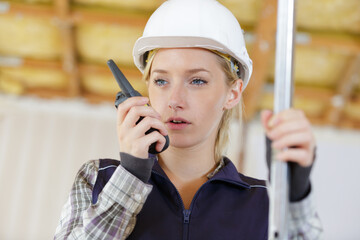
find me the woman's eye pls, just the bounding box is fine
[154,79,168,86]
[191,78,207,85]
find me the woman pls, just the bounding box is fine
[55,0,322,239]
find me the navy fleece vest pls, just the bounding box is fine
[93,158,269,240]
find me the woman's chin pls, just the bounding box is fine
[167,135,209,150]
[167,136,196,149]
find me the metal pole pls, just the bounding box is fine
[268,0,296,239]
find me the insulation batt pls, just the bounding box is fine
[0,15,61,59]
[267,46,352,88]
[81,70,147,97]
[345,100,360,121]
[220,0,360,33]
[0,67,68,93]
[76,22,143,66]
[260,93,326,118]
[219,0,262,25]
[74,0,163,11]
[3,0,360,33]
[0,75,24,95]
[297,0,360,33]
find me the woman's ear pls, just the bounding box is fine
[224,79,243,110]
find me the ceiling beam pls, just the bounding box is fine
[243,0,277,120]
[325,54,360,125]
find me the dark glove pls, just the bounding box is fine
[265,137,314,202]
[120,152,155,183]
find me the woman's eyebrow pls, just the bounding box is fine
[152,68,212,76]
[186,68,211,75]
[151,68,211,74]
[152,69,168,74]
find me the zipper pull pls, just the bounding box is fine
[183,209,191,224]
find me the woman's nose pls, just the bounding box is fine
[168,84,186,110]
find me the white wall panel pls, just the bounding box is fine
[0,95,118,240]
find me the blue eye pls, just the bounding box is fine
[191,78,207,85]
[154,79,168,86]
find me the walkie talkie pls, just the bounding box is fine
[107,59,170,154]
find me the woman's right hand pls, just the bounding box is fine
[116,97,168,159]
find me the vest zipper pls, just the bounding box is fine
[183,209,191,223]
[152,171,216,240]
[183,209,191,240]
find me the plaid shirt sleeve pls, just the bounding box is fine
[288,191,323,240]
[54,159,153,240]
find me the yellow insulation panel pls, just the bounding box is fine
[76,22,144,66]
[4,0,360,33]
[267,46,352,88]
[259,93,327,118]
[0,14,61,59]
[7,0,52,3]
[74,0,164,11]
[344,99,360,121]
[6,0,162,9]
[221,0,360,33]
[0,67,68,93]
[219,0,263,25]
[81,72,147,97]
[0,76,24,95]
[297,0,360,33]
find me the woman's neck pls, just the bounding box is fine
[158,143,217,182]
[158,144,218,209]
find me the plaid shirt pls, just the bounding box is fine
[54,159,323,239]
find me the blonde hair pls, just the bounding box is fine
[142,49,243,163]
[213,53,243,162]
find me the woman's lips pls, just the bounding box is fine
[166,117,191,130]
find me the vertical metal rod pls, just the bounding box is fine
[268,0,296,239]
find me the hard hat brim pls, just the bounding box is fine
[133,36,252,89]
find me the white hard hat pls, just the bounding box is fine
[133,0,253,89]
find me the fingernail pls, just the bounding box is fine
[268,116,277,128]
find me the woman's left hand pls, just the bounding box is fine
[261,109,316,167]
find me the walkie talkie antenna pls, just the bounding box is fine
[107,59,141,97]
